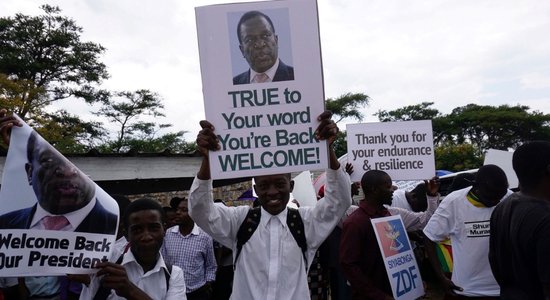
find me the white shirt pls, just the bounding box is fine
[31,197,97,230]
[345,194,438,231]
[188,166,351,300]
[386,193,438,231]
[79,250,187,300]
[423,187,512,297]
[391,189,413,211]
[250,58,280,83]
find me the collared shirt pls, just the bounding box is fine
[340,194,439,299]
[30,197,97,230]
[188,165,351,300]
[250,58,280,83]
[161,224,217,292]
[340,200,393,299]
[79,250,187,300]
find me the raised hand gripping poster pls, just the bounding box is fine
[0,116,119,276]
[346,120,435,182]
[196,0,327,179]
[371,215,424,300]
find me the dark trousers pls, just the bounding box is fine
[212,266,233,300]
[186,284,212,300]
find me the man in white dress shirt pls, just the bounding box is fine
[80,198,187,300]
[189,111,351,300]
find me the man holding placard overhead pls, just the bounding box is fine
[188,111,351,300]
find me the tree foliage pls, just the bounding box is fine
[326,92,370,123]
[376,102,550,171]
[435,143,483,171]
[0,5,109,120]
[326,92,370,157]
[0,6,195,154]
[441,104,550,151]
[95,90,192,153]
[33,110,105,153]
[375,102,440,122]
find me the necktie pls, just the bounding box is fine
[253,73,269,83]
[42,215,70,230]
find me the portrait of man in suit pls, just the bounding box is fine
[0,131,117,234]
[233,10,294,85]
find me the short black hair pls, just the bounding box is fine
[237,10,276,44]
[448,172,476,193]
[123,198,165,232]
[360,170,389,195]
[513,141,550,190]
[474,164,508,190]
[170,197,186,209]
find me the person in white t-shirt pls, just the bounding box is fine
[423,164,511,298]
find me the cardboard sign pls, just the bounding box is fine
[196,0,327,179]
[346,120,435,181]
[484,149,518,189]
[0,117,119,276]
[371,215,424,300]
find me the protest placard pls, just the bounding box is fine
[346,120,435,181]
[0,117,118,276]
[371,215,424,300]
[196,0,326,179]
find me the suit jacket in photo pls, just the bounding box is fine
[0,199,118,234]
[233,59,294,85]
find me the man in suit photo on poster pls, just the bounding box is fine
[0,127,117,234]
[233,10,294,85]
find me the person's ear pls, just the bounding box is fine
[25,162,32,185]
[275,34,278,44]
[289,179,295,193]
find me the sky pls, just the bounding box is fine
[2,0,550,141]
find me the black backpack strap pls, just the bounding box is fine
[93,254,125,300]
[287,207,308,271]
[234,207,261,269]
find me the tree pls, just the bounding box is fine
[325,92,370,157]
[326,92,370,123]
[443,104,550,151]
[33,110,105,153]
[375,101,441,122]
[95,89,193,153]
[0,5,109,121]
[375,102,448,144]
[435,143,483,171]
[95,90,165,153]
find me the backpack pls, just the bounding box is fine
[234,207,308,270]
[92,252,172,300]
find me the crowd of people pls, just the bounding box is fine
[1,105,549,300]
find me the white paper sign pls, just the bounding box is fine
[0,118,119,276]
[290,171,317,207]
[484,149,518,189]
[371,215,424,300]
[196,0,327,179]
[346,121,435,181]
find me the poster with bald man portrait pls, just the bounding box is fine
[0,116,119,276]
[196,0,327,180]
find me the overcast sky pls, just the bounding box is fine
[2,0,550,141]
